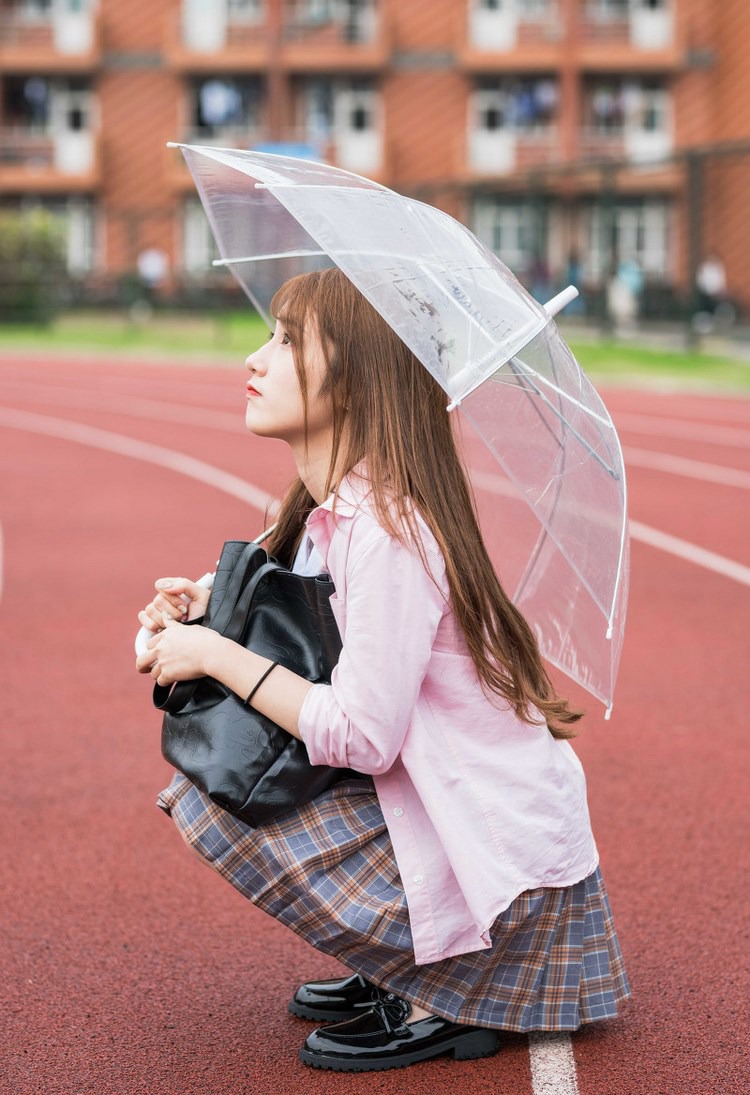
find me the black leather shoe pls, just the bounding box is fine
[288,973,381,1022]
[299,993,501,1071]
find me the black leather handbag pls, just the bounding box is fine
[153,539,349,828]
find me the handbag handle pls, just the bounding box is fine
[224,560,281,643]
[204,541,264,634]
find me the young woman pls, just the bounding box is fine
[136,268,630,1072]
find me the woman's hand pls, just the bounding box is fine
[135,616,227,685]
[137,577,211,636]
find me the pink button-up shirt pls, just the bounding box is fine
[298,474,599,966]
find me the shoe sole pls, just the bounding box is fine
[288,1000,360,1022]
[299,1030,501,1071]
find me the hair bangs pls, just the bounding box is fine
[270,273,319,337]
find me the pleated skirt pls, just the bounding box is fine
[158,772,630,1032]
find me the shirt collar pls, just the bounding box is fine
[305,466,373,551]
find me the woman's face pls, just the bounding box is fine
[244,313,333,446]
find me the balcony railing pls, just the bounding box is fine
[0,6,100,59]
[468,128,560,175]
[467,3,562,52]
[579,126,673,163]
[0,127,99,182]
[166,1,387,66]
[179,125,267,149]
[283,3,379,46]
[580,5,674,50]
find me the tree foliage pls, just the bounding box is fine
[0,209,71,323]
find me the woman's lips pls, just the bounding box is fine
[246,383,260,397]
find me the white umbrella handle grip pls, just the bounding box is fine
[543,286,579,317]
[134,571,215,657]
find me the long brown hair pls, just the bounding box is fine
[264,268,582,738]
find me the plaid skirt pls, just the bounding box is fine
[158,773,630,1032]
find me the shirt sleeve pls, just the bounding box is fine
[298,527,447,775]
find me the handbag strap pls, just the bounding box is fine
[224,559,282,643]
[205,541,265,634]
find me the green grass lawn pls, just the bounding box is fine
[0,309,268,361]
[1,309,749,390]
[568,338,750,390]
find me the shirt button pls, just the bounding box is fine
[413,874,424,885]
[393,807,404,817]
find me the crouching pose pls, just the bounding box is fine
[136,268,629,1073]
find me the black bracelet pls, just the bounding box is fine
[245,662,279,706]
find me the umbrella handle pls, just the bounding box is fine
[446,286,580,411]
[543,286,579,317]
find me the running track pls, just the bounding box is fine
[1,353,748,1095]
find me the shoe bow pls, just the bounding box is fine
[370,993,411,1034]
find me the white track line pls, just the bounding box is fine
[2,408,748,590]
[4,385,750,492]
[614,412,750,448]
[623,446,750,489]
[0,383,242,432]
[529,1033,580,1095]
[472,468,750,588]
[605,396,750,425]
[629,520,750,586]
[0,408,274,513]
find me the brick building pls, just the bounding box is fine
[1,0,749,313]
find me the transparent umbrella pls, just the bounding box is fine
[170,142,629,716]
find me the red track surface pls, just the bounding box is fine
[1,354,748,1095]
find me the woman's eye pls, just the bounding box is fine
[280,331,291,346]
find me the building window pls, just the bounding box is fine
[475,78,558,134]
[190,77,260,138]
[5,76,51,131]
[518,0,552,15]
[473,200,541,275]
[19,0,53,20]
[302,77,377,136]
[181,199,220,274]
[586,0,629,19]
[586,200,671,281]
[4,76,93,132]
[587,81,626,134]
[474,0,553,12]
[625,81,669,132]
[228,0,264,21]
[294,0,336,23]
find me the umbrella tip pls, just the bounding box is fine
[604,704,613,721]
[543,286,579,318]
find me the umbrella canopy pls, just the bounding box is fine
[171,142,629,715]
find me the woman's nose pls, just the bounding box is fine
[246,346,268,374]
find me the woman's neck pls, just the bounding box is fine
[291,432,337,504]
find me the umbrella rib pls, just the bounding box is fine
[213,249,330,265]
[504,355,630,636]
[505,358,620,480]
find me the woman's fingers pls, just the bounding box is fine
[135,649,157,674]
[137,576,209,643]
[137,610,160,632]
[138,593,187,629]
